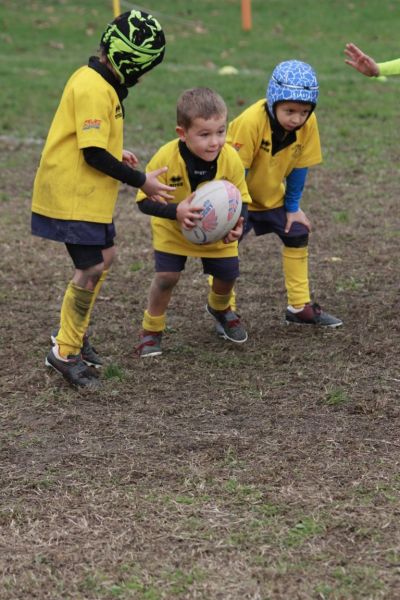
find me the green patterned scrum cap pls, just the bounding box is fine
[101,9,165,87]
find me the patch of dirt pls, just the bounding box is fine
[1,144,400,599]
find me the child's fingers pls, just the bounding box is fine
[151,166,168,176]
[158,190,175,199]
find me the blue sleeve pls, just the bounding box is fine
[284,167,308,212]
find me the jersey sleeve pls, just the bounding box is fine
[227,111,260,170]
[294,114,322,169]
[74,84,113,150]
[227,147,252,205]
[378,58,400,76]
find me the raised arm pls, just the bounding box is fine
[344,43,379,77]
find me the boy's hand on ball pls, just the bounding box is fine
[177,193,202,229]
[223,216,244,243]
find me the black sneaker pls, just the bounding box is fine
[285,303,343,328]
[206,304,248,343]
[51,330,103,368]
[45,346,100,388]
[136,332,163,357]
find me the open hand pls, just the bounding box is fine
[344,43,379,77]
[141,167,175,203]
[285,209,311,234]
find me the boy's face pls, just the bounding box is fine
[176,114,227,162]
[274,101,313,132]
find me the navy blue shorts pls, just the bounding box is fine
[245,206,309,247]
[31,213,116,269]
[31,213,116,245]
[154,250,239,281]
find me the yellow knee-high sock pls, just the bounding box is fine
[81,269,108,334]
[56,282,94,357]
[207,275,237,311]
[208,290,231,311]
[142,310,166,333]
[282,246,310,308]
[89,269,108,313]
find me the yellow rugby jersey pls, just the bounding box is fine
[136,139,251,258]
[32,65,124,223]
[227,99,322,211]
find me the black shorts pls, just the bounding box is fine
[66,240,114,269]
[246,206,309,247]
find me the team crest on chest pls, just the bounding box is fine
[170,175,183,187]
[292,144,303,158]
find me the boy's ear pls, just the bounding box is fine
[176,125,186,141]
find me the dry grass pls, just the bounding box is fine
[1,140,400,599]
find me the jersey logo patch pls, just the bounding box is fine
[83,119,101,130]
[292,144,303,158]
[115,105,123,119]
[170,175,183,187]
[232,142,243,151]
[260,139,271,152]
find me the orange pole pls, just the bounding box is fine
[241,0,252,31]
[112,0,121,18]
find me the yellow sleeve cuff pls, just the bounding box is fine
[378,59,400,77]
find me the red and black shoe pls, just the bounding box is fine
[285,303,343,328]
[45,345,100,388]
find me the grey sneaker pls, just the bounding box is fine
[136,332,163,357]
[45,346,99,388]
[285,303,343,328]
[51,330,103,368]
[206,304,248,343]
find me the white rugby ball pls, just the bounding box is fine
[181,179,242,244]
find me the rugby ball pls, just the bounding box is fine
[181,180,242,244]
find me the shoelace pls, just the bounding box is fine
[221,310,242,329]
[310,302,322,315]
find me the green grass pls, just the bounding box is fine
[2,0,400,165]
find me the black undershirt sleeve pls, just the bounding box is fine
[137,198,178,219]
[138,198,248,223]
[83,146,146,188]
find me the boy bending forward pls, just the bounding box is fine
[227,60,342,327]
[136,87,251,356]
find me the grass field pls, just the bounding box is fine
[1,1,400,598]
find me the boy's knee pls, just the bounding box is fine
[155,272,180,291]
[74,261,105,289]
[88,262,105,280]
[283,234,309,248]
[103,246,116,269]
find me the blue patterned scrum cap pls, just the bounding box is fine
[101,10,165,87]
[266,60,319,116]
